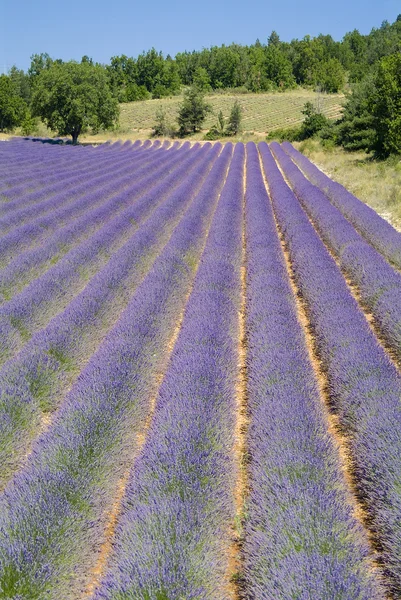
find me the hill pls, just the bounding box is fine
[112,89,344,140]
[0,89,344,143]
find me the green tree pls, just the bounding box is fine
[175,50,200,86]
[193,67,211,92]
[247,45,269,91]
[106,55,139,101]
[0,75,28,132]
[152,108,174,137]
[31,61,119,143]
[177,86,211,135]
[9,66,31,103]
[371,52,401,156]
[125,83,150,102]
[152,59,181,98]
[299,101,330,139]
[205,110,226,140]
[268,30,281,47]
[336,76,376,151]
[208,45,240,88]
[291,36,320,85]
[314,58,345,93]
[136,48,165,92]
[28,53,54,79]
[160,58,181,94]
[265,45,296,89]
[226,100,242,135]
[81,55,93,65]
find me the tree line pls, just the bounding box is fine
[0,14,400,151]
[97,16,401,99]
[270,37,401,158]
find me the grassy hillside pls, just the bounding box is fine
[117,89,344,137]
[0,89,343,144]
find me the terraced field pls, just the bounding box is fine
[119,89,344,134]
[1,137,401,599]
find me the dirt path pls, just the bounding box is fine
[226,151,249,599]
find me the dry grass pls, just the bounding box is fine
[2,89,343,145]
[117,89,343,135]
[295,139,401,230]
[75,89,343,144]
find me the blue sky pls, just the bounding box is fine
[2,0,400,73]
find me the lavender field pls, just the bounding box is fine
[1,137,401,599]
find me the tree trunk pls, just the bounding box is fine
[71,131,79,144]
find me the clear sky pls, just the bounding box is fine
[1,0,400,73]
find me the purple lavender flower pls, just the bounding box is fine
[0,144,233,599]
[282,141,401,269]
[261,141,401,594]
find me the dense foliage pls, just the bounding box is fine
[0,75,28,132]
[226,99,243,135]
[31,62,119,142]
[266,29,401,157]
[1,14,400,149]
[177,86,211,135]
[334,76,376,151]
[371,52,401,157]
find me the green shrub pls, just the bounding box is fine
[152,108,175,137]
[226,100,242,135]
[125,84,150,102]
[177,86,211,136]
[266,126,302,142]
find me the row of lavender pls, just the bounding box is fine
[0,143,207,365]
[91,143,392,598]
[0,143,192,304]
[0,137,400,598]
[0,139,149,195]
[0,142,168,266]
[282,141,401,269]
[0,140,229,598]
[272,142,401,362]
[95,143,245,599]
[265,142,401,594]
[0,142,218,486]
[242,143,379,598]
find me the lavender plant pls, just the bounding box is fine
[282,141,401,269]
[0,142,159,234]
[260,141,401,595]
[0,142,191,302]
[0,146,174,267]
[271,142,401,359]
[0,145,210,365]
[95,144,244,600]
[0,143,221,486]
[0,143,231,600]
[242,142,380,598]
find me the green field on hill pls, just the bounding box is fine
[0,89,345,143]
[118,89,344,136]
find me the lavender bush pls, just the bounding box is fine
[271,142,401,359]
[242,142,379,599]
[260,141,401,594]
[0,143,231,599]
[95,144,244,600]
[282,141,401,269]
[0,143,222,486]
